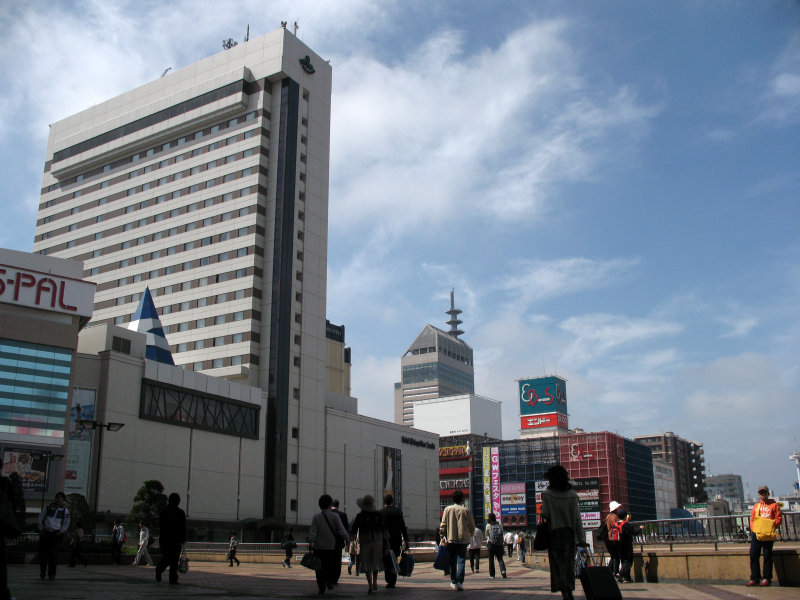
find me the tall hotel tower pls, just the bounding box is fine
[32,28,331,525]
[394,291,474,426]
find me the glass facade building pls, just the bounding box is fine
[0,338,72,438]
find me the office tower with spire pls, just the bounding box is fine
[32,28,331,526]
[394,290,474,426]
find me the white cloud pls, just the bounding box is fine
[757,33,800,125]
[499,257,640,310]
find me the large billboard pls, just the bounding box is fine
[381,446,402,509]
[519,376,567,416]
[2,449,48,492]
[521,413,569,430]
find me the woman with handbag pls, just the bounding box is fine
[309,494,349,595]
[349,495,386,593]
[540,465,585,600]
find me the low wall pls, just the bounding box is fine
[524,545,800,587]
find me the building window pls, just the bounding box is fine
[290,499,298,512]
[291,427,299,439]
[112,336,131,354]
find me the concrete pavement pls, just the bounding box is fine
[7,555,797,599]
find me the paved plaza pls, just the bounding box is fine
[6,555,797,600]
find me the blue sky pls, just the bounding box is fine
[1,1,798,498]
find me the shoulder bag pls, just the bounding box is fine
[177,544,189,573]
[301,551,322,571]
[533,519,550,551]
[751,503,777,541]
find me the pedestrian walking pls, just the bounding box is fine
[350,495,385,593]
[747,484,782,587]
[228,533,240,566]
[280,528,296,567]
[439,489,475,591]
[110,520,125,565]
[504,530,514,557]
[330,499,348,584]
[615,511,641,583]
[379,493,409,588]
[37,491,70,581]
[485,512,507,579]
[519,531,527,562]
[603,500,622,579]
[468,526,484,573]
[540,464,586,600]
[68,527,88,567]
[309,494,349,595]
[347,537,359,575]
[132,522,155,566]
[155,493,187,585]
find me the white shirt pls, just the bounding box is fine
[138,526,149,546]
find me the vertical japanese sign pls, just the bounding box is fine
[65,388,95,497]
[482,446,491,518]
[490,446,501,518]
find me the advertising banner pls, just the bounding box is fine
[573,477,600,525]
[490,447,501,518]
[439,445,469,458]
[382,446,402,509]
[65,388,95,497]
[520,413,569,430]
[2,449,48,492]
[500,482,526,516]
[519,376,567,416]
[482,446,491,518]
[0,262,95,317]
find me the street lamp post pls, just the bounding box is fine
[79,420,124,518]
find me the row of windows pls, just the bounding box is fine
[43,146,260,232]
[402,362,475,392]
[172,330,249,353]
[165,309,254,335]
[140,377,259,439]
[104,267,255,312]
[52,82,253,163]
[181,354,255,371]
[107,287,254,325]
[39,167,259,250]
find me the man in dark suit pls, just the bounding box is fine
[380,494,409,588]
[155,493,187,585]
[330,499,348,584]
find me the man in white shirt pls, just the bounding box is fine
[504,530,514,557]
[132,522,155,566]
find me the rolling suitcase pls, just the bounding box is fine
[579,565,622,600]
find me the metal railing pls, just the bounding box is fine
[628,512,799,547]
[184,540,439,555]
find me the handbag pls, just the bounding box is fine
[398,551,415,577]
[533,520,550,551]
[177,545,189,573]
[301,551,322,571]
[433,544,450,571]
[751,513,777,541]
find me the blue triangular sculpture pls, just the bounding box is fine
[127,287,175,365]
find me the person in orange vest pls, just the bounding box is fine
[747,485,782,587]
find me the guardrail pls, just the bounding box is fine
[184,540,439,554]
[627,511,799,548]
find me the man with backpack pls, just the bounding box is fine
[484,512,507,579]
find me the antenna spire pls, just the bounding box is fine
[445,289,464,338]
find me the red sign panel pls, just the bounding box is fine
[520,412,568,430]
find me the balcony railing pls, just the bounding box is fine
[624,512,799,548]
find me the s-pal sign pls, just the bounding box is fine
[519,376,567,416]
[0,264,95,317]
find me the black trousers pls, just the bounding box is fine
[111,540,122,564]
[487,543,506,577]
[468,548,481,572]
[750,537,774,582]
[604,540,620,575]
[228,548,239,566]
[314,549,339,593]
[156,542,181,583]
[39,531,62,579]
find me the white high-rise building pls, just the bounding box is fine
[32,27,331,526]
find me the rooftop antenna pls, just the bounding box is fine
[222,37,238,50]
[161,67,172,78]
[244,24,250,42]
[791,439,800,494]
[445,289,464,338]
[281,21,287,29]
[293,20,299,36]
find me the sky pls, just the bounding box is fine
[1,1,798,499]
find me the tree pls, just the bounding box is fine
[66,493,91,531]
[127,480,167,530]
